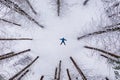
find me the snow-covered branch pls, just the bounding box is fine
[0,0,44,28]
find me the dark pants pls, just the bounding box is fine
[60,42,66,45]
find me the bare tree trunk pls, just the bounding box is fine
[0,49,30,60]
[57,60,62,80]
[54,67,58,80]
[70,57,87,80]
[101,54,120,64]
[9,56,39,80]
[57,0,60,16]
[84,46,120,58]
[0,38,32,40]
[101,54,111,59]
[66,69,71,80]
[25,0,37,15]
[0,52,14,58]
[83,0,89,5]
[77,27,120,40]
[17,70,29,80]
[40,75,44,80]
[0,18,21,26]
[0,0,44,28]
[105,77,109,80]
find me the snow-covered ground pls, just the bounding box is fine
[0,0,118,80]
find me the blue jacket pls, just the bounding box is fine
[60,38,67,42]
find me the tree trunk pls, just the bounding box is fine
[70,57,87,80]
[9,56,39,80]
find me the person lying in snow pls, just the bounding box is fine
[60,37,67,45]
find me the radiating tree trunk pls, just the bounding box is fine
[0,18,21,26]
[101,54,120,64]
[54,67,58,79]
[0,38,32,40]
[105,77,109,80]
[84,46,120,58]
[25,0,37,15]
[57,60,62,80]
[57,0,60,16]
[0,0,44,28]
[70,57,87,80]
[17,70,29,80]
[40,75,44,80]
[0,52,14,58]
[0,49,30,60]
[9,56,39,80]
[66,69,72,80]
[77,27,120,40]
[83,0,89,5]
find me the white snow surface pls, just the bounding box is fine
[0,0,115,80]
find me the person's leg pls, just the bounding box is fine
[60,42,62,45]
[63,42,66,45]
